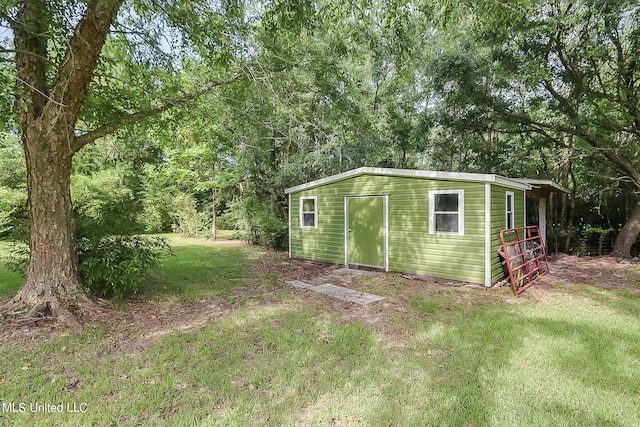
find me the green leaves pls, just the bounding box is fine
[78,235,172,299]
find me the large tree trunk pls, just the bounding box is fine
[3,0,242,327]
[2,124,89,328]
[2,0,124,327]
[612,199,640,258]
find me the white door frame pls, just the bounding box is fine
[344,195,389,271]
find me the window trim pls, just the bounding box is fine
[506,191,515,229]
[429,189,464,235]
[299,196,318,228]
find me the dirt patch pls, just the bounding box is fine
[257,255,339,282]
[0,249,335,350]
[544,254,640,289]
[2,251,639,351]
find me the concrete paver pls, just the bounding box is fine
[311,283,385,305]
[286,280,313,289]
[284,268,384,305]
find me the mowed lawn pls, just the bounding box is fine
[1,238,640,426]
[0,240,23,295]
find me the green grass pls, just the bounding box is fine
[1,241,640,426]
[0,262,22,295]
[141,242,258,301]
[0,240,23,295]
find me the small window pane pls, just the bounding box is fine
[435,213,459,232]
[435,194,458,212]
[506,193,514,228]
[302,199,315,212]
[507,212,514,228]
[302,213,315,227]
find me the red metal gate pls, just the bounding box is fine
[499,226,549,295]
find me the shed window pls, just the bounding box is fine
[300,196,317,228]
[429,190,464,235]
[506,192,515,229]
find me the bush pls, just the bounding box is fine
[231,196,288,250]
[249,207,288,250]
[580,226,615,256]
[72,171,143,238]
[170,192,209,236]
[3,242,29,276]
[0,209,12,236]
[140,194,173,233]
[6,237,172,298]
[77,235,172,299]
[0,186,28,240]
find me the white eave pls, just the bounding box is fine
[511,178,569,194]
[284,167,532,194]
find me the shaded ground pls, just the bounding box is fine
[545,253,640,289]
[1,245,639,350]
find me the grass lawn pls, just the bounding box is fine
[1,239,640,426]
[0,240,23,296]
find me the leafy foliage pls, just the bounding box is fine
[77,235,172,299]
[169,192,209,236]
[72,169,144,238]
[0,134,27,240]
[2,242,29,277]
[231,196,288,250]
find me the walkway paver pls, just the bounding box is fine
[287,280,313,289]
[285,268,384,305]
[311,283,385,305]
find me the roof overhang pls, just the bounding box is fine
[284,167,532,194]
[512,179,569,197]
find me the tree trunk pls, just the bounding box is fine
[211,187,217,241]
[560,132,573,250]
[4,0,242,328]
[3,125,88,329]
[2,0,123,327]
[612,199,640,258]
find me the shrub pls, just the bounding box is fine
[7,236,173,298]
[72,171,143,238]
[3,242,29,276]
[0,209,12,236]
[170,192,208,236]
[580,226,615,256]
[231,196,288,250]
[77,235,172,299]
[140,194,173,233]
[0,186,28,240]
[249,207,288,250]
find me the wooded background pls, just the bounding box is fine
[1,0,639,316]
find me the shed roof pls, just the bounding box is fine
[284,167,533,194]
[512,179,569,197]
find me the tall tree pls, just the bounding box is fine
[429,0,640,256]
[0,0,245,323]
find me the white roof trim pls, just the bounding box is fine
[284,167,532,194]
[511,179,569,193]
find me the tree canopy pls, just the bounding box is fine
[1,0,640,326]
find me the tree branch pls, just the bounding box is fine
[0,10,17,27]
[43,0,124,128]
[13,0,49,124]
[572,125,640,187]
[72,73,245,152]
[498,104,640,186]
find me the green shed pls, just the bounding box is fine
[285,167,560,287]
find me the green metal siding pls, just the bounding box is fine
[290,174,490,284]
[490,185,526,282]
